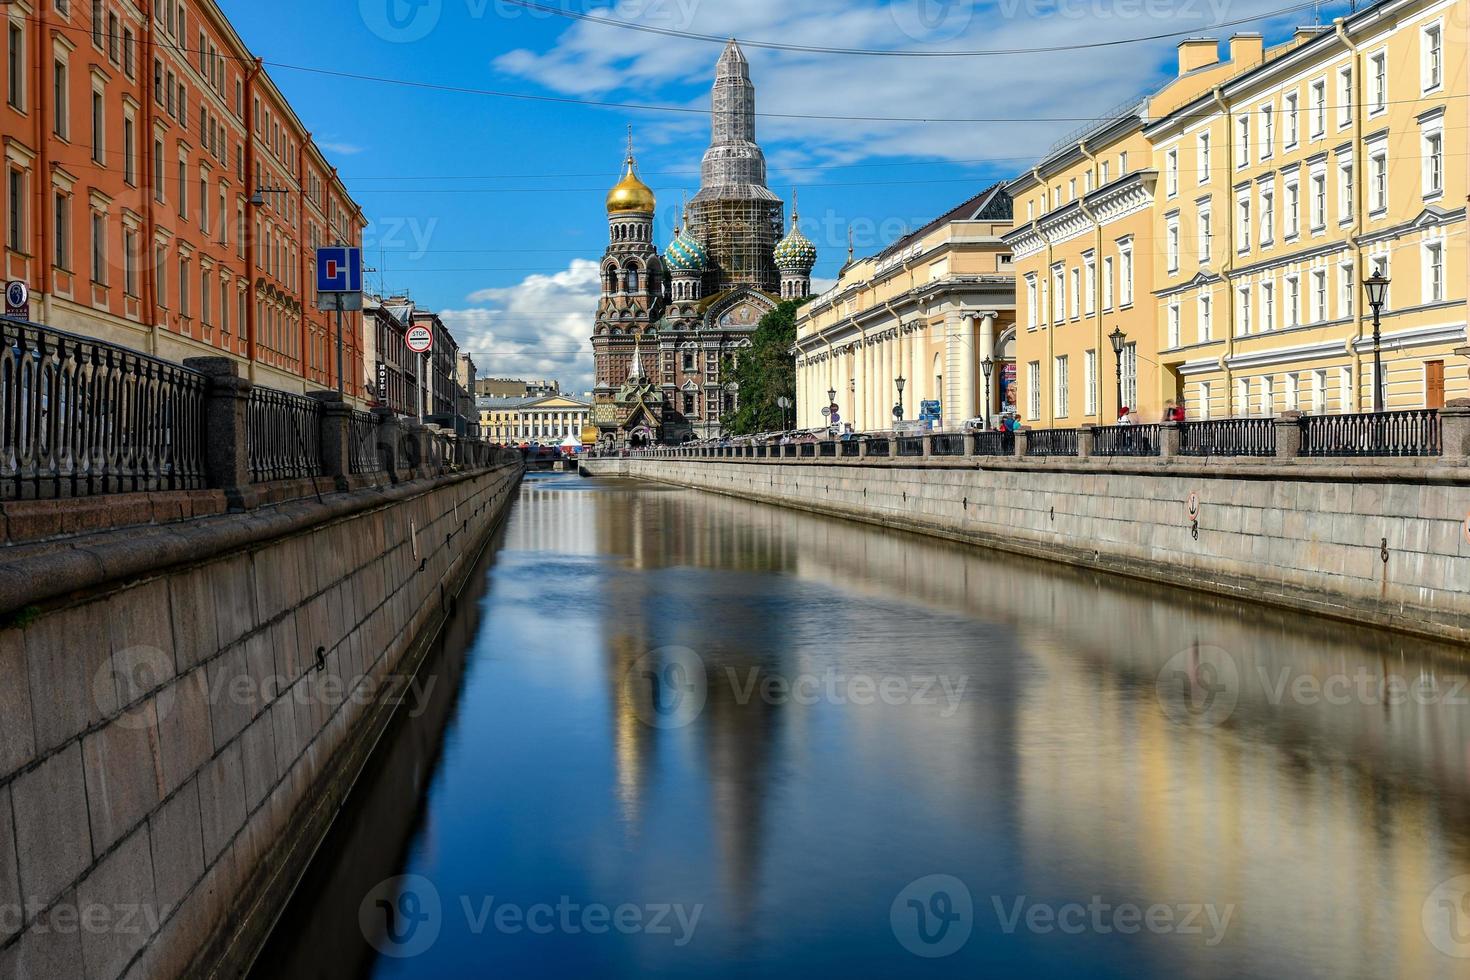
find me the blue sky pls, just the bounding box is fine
[221,0,1344,391]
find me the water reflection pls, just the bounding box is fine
[259,473,1470,979]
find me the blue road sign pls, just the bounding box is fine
[316,246,363,294]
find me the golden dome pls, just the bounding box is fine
[607,157,656,214]
[581,422,601,444]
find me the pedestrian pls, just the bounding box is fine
[1117,405,1134,426]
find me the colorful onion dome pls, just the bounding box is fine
[664,228,709,272]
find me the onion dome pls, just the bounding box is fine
[774,197,818,274]
[607,129,656,214]
[664,227,709,272]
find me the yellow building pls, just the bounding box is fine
[794,184,1016,431]
[1005,36,1260,427]
[1148,1,1465,417]
[478,393,592,445]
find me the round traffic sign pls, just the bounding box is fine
[405,325,433,354]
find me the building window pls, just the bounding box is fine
[1258,375,1275,417]
[1310,171,1326,231]
[1236,197,1250,253]
[1051,266,1064,324]
[1069,267,1080,319]
[179,256,190,316]
[1166,148,1178,196]
[1425,241,1445,303]
[1260,186,1274,245]
[1235,378,1249,417]
[1423,24,1443,91]
[1423,129,1443,198]
[1102,256,1114,311]
[122,116,135,185]
[52,61,68,139]
[1286,373,1300,412]
[53,193,69,269]
[1286,274,1301,326]
[1262,280,1275,331]
[1285,180,1300,237]
[1027,361,1041,421]
[1121,344,1137,411]
[1338,67,1352,127]
[1259,105,1273,158]
[1198,293,1212,343]
[1119,243,1133,304]
[1084,349,1098,416]
[1168,300,1181,348]
[1197,205,1211,264]
[1236,285,1251,335]
[1311,269,1327,322]
[1236,115,1249,166]
[1199,381,1212,421]
[1339,262,1353,319]
[1054,355,1069,418]
[123,228,137,296]
[1338,156,1353,222]
[91,89,104,164]
[7,22,23,110]
[1197,132,1210,183]
[90,212,105,284]
[1166,220,1179,272]
[1284,92,1299,147]
[1369,150,1387,213]
[1370,51,1387,113]
[201,271,211,326]
[1083,252,1096,316]
[7,168,24,252]
[1024,274,1037,330]
[1310,79,1326,137]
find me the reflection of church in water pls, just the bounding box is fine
[591,40,817,447]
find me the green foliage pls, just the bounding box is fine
[721,299,807,435]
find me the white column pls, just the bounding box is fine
[978,312,997,419]
[944,312,965,430]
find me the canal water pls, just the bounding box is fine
[252,472,1470,979]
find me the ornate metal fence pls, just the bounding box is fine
[866,437,890,457]
[931,434,966,456]
[840,440,861,457]
[247,388,323,482]
[1179,419,1276,457]
[1,319,208,499]
[1026,428,1078,457]
[1300,410,1441,458]
[972,432,1015,456]
[349,410,384,475]
[1093,424,1161,458]
[819,441,837,457]
[897,436,925,457]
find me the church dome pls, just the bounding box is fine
[664,229,708,272]
[774,224,817,273]
[607,157,656,214]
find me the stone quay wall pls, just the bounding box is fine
[582,455,1470,643]
[0,461,522,980]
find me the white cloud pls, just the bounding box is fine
[442,258,603,394]
[318,141,365,156]
[493,0,1305,167]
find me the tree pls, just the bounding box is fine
[722,299,807,435]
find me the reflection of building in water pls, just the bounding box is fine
[608,631,658,832]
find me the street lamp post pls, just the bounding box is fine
[827,386,838,433]
[895,376,906,429]
[981,357,995,429]
[1363,272,1390,413]
[1109,327,1128,422]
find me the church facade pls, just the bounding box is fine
[591,41,816,448]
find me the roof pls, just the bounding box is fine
[872,182,1012,263]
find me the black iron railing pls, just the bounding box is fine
[972,431,1015,456]
[349,410,384,475]
[841,440,861,457]
[1026,428,1078,457]
[1179,419,1276,457]
[867,437,891,457]
[1093,424,1161,458]
[1,318,209,499]
[819,441,837,457]
[897,436,925,457]
[247,387,323,482]
[1300,410,1442,458]
[799,442,816,458]
[931,434,966,456]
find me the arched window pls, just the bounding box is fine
[626,268,640,292]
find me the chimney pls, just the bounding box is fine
[1229,32,1264,66]
[1293,25,1330,45]
[1177,38,1220,76]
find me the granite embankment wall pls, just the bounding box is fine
[583,456,1470,642]
[0,462,522,980]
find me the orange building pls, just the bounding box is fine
[0,1,367,400]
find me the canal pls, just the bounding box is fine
[251,472,1470,979]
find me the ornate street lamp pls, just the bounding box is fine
[1363,272,1390,413]
[895,376,907,427]
[981,356,995,429]
[1109,327,1128,421]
